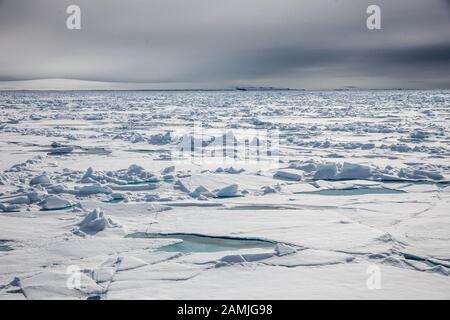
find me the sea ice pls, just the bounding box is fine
[1,90,449,300]
[39,195,72,210]
[78,185,113,196]
[216,184,241,198]
[190,186,215,199]
[48,147,74,155]
[335,163,372,180]
[273,170,302,181]
[314,163,338,180]
[75,208,120,235]
[30,174,52,186]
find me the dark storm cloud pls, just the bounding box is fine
[0,0,450,89]
[370,43,450,65]
[172,42,450,83]
[258,43,450,70]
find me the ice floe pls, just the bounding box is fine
[216,184,241,198]
[273,169,302,181]
[39,195,72,210]
[29,174,52,186]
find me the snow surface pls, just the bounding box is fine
[1,90,450,299]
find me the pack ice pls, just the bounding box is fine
[1,90,450,300]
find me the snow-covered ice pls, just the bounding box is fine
[1,90,450,299]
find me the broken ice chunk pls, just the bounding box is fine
[116,256,148,271]
[275,243,297,256]
[335,163,372,180]
[48,147,74,155]
[216,184,241,198]
[162,166,175,174]
[81,167,94,183]
[144,194,160,202]
[127,164,145,174]
[30,174,52,186]
[162,174,175,182]
[190,186,215,198]
[410,130,428,140]
[40,195,72,210]
[78,185,113,196]
[273,169,302,181]
[174,180,190,193]
[289,162,317,173]
[148,132,172,145]
[224,167,245,174]
[3,196,30,205]
[76,208,119,234]
[0,203,21,212]
[313,163,338,180]
[110,193,128,202]
[217,252,274,266]
[262,186,278,194]
[27,191,48,203]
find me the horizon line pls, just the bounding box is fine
[1,88,450,92]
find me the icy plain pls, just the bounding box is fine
[0,90,449,299]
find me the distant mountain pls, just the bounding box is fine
[0,79,125,90]
[0,79,300,91]
[0,79,137,91]
[0,79,226,91]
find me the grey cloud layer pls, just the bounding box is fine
[0,0,449,88]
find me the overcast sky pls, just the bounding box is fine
[0,0,450,89]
